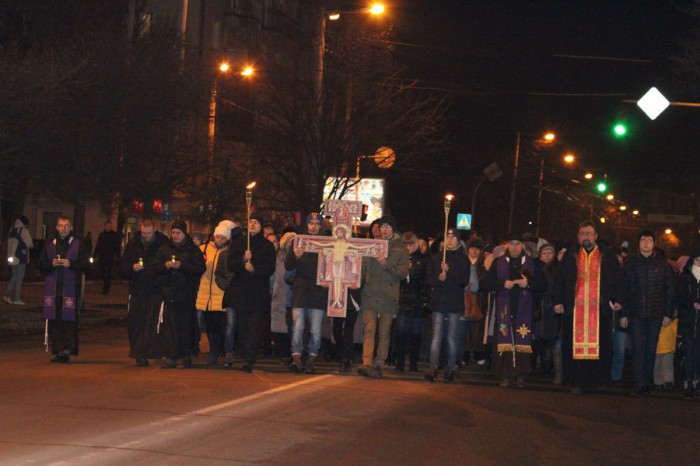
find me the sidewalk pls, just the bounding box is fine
[0,280,129,335]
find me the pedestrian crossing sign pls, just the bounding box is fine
[457,213,472,230]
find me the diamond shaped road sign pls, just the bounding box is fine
[457,213,472,230]
[637,87,670,120]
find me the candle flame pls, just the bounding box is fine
[445,194,454,201]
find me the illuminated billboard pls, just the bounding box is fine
[323,177,385,226]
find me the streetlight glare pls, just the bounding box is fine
[563,154,575,164]
[369,3,385,15]
[632,210,639,215]
[543,132,556,142]
[584,172,593,180]
[600,217,606,224]
[328,12,340,20]
[219,62,230,72]
[606,194,614,201]
[620,205,627,211]
[241,66,254,77]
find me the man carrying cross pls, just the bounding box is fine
[285,213,329,374]
[357,215,410,378]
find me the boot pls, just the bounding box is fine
[289,354,302,373]
[424,366,438,383]
[305,355,316,374]
[409,334,421,372]
[684,380,695,400]
[553,350,563,385]
[395,344,406,373]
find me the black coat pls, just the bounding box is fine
[284,234,329,310]
[94,229,120,263]
[427,247,469,313]
[399,250,430,317]
[120,231,168,297]
[622,253,675,319]
[552,243,624,321]
[153,236,206,304]
[675,261,700,339]
[227,231,276,312]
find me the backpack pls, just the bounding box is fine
[9,227,28,264]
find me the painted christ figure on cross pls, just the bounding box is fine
[294,200,388,317]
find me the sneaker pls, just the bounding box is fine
[357,365,372,377]
[424,369,438,383]
[2,296,13,305]
[13,300,26,305]
[51,353,70,364]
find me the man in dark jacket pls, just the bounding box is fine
[285,213,329,374]
[93,221,120,294]
[425,228,469,383]
[552,221,624,394]
[675,251,700,400]
[153,221,206,368]
[38,216,89,363]
[120,218,168,367]
[622,230,674,397]
[227,214,276,373]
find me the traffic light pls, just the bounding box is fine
[612,122,627,137]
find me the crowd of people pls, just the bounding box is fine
[27,212,700,401]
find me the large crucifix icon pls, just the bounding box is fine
[294,199,388,317]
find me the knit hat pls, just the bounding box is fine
[213,224,231,239]
[249,213,264,225]
[379,215,396,230]
[171,220,187,233]
[466,236,485,250]
[306,212,323,226]
[505,232,523,243]
[538,243,555,255]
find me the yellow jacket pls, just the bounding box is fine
[656,318,678,354]
[196,242,228,311]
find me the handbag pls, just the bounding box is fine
[463,289,483,321]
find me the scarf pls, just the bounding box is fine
[43,237,80,321]
[495,254,533,353]
[573,246,601,359]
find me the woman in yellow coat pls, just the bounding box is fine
[196,224,233,365]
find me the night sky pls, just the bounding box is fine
[381,0,698,238]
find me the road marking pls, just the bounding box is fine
[190,374,333,416]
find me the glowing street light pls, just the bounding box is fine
[606,194,614,201]
[241,65,254,77]
[328,12,340,20]
[369,3,385,15]
[219,62,230,72]
[632,210,639,216]
[563,153,575,164]
[584,172,593,180]
[619,205,627,211]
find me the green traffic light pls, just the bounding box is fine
[597,182,607,193]
[613,123,627,137]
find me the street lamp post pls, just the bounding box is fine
[507,132,521,233]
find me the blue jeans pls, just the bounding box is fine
[629,317,662,391]
[225,308,236,354]
[610,329,628,381]
[429,312,461,370]
[4,264,27,301]
[291,307,324,357]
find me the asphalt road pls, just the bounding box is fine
[0,327,698,465]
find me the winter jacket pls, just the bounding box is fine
[399,250,430,317]
[361,233,409,315]
[7,219,33,265]
[195,241,229,311]
[428,246,469,314]
[120,230,168,297]
[285,232,329,310]
[153,235,206,304]
[622,252,675,319]
[675,258,700,339]
[226,231,276,312]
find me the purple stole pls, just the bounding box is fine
[43,237,80,321]
[495,255,534,353]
